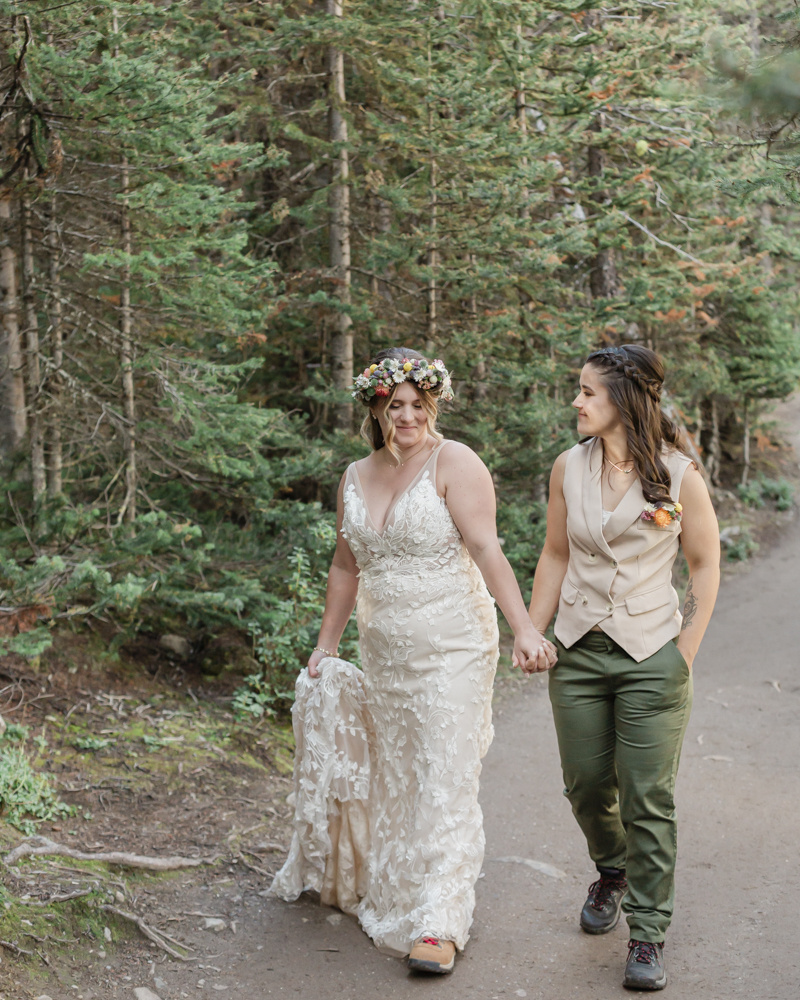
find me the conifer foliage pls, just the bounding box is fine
[0,1,796,693]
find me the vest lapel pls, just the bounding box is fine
[581,438,613,556]
[603,476,645,543]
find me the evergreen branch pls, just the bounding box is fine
[350,267,421,297]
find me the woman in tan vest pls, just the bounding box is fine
[528,345,719,991]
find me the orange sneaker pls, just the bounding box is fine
[407,935,456,974]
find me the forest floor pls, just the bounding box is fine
[0,401,798,1000]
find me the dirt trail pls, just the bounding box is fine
[22,400,800,1000]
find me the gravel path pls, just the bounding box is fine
[47,406,800,1000]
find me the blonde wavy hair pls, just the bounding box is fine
[359,348,444,462]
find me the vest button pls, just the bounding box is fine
[606,603,613,612]
[581,597,588,605]
[611,560,618,568]
[588,553,597,561]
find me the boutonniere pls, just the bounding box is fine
[641,501,682,527]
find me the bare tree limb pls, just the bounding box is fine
[19,888,92,906]
[99,904,195,962]
[4,836,219,870]
[0,938,34,957]
[620,212,704,263]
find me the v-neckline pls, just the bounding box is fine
[602,478,638,517]
[351,442,444,536]
[583,438,644,551]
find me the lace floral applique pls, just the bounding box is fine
[273,457,499,956]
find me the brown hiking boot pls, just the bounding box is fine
[407,935,456,974]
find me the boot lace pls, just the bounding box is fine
[588,875,627,910]
[420,937,440,947]
[628,940,660,965]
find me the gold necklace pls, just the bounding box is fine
[604,457,634,475]
[387,439,429,468]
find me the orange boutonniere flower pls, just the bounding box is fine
[641,501,682,526]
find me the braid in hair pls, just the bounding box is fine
[585,344,688,505]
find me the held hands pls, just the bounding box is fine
[512,626,558,675]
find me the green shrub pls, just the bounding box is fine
[74,737,112,752]
[726,527,758,562]
[1,725,30,743]
[232,541,360,719]
[737,481,765,508]
[760,477,794,511]
[0,747,75,834]
[737,475,794,512]
[0,626,54,659]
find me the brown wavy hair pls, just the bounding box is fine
[359,347,443,461]
[584,344,689,505]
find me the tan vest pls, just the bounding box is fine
[554,437,693,663]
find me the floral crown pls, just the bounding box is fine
[351,356,454,403]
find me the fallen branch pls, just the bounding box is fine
[246,841,287,853]
[5,836,219,870]
[237,853,272,877]
[0,938,35,957]
[23,933,78,944]
[20,889,93,906]
[99,904,195,962]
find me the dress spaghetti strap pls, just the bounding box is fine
[429,438,451,496]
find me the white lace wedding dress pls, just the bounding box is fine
[271,441,499,955]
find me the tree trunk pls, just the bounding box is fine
[425,11,445,358]
[588,116,619,301]
[702,395,721,487]
[741,398,750,487]
[118,154,137,523]
[46,199,63,496]
[426,151,437,356]
[0,194,26,456]
[516,23,529,224]
[327,0,353,432]
[114,8,137,522]
[21,172,46,501]
[368,175,392,302]
[468,256,488,403]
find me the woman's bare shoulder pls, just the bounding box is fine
[438,440,489,475]
[548,449,571,491]
[353,452,378,474]
[678,462,710,500]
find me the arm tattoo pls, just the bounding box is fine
[681,577,698,630]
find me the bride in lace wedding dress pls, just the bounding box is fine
[271,348,557,971]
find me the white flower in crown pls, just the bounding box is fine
[348,355,455,404]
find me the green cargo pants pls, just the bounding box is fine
[548,631,693,943]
